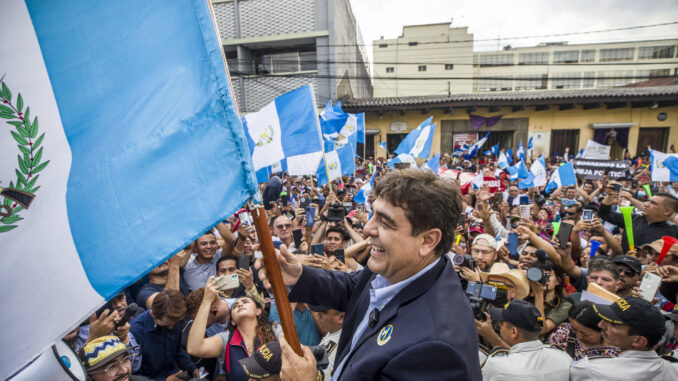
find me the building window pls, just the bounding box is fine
[378,44,388,48]
[582,72,595,88]
[518,52,549,65]
[418,65,427,72]
[581,50,595,62]
[385,67,394,73]
[551,130,580,157]
[599,48,634,62]
[444,64,454,70]
[597,70,635,87]
[477,53,514,67]
[551,72,580,89]
[254,46,317,74]
[474,77,513,92]
[408,41,418,46]
[514,74,547,90]
[553,50,579,63]
[638,45,675,59]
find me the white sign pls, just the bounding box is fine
[582,140,611,160]
[528,131,550,156]
[389,121,408,132]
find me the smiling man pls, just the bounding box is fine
[261,169,481,380]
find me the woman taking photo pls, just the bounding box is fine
[187,276,279,381]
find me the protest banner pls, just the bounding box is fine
[573,159,631,180]
[453,133,478,150]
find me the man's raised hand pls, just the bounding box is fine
[255,244,303,289]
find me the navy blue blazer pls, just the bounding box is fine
[289,254,482,380]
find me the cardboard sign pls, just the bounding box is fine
[573,159,631,180]
[582,140,611,160]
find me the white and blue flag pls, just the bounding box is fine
[507,160,529,180]
[464,131,490,159]
[0,0,258,378]
[424,154,440,173]
[507,148,514,165]
[650,149,678,182]
[320,101,349,144]
[497,150,509,170]
[242,85,324,174]
[545,162,577,193]
[316,143,355,185]
[527,136,534,149]
[354,170,376,205]
[394,117,435,159]
[517,140,526,162]
[356,112,366,144]
[519,155,547,189]
[379,141,388,151]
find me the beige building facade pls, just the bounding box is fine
[373,22,678,97]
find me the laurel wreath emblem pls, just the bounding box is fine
[0,80,49,233]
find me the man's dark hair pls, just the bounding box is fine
[216,255,238,271]
[588,256,620,280]
[186,287,205,318]
[373,168,462,256]
[627,325,661,349]
[151,289,187,320]
[655,192,678,213]
[326,226,349,241]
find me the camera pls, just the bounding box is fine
[465,282,505,321]
[611,183,622,192]
[326,203,346,222]
[526,249,551,285]
[95,301,142,328]
[452,254,475,270]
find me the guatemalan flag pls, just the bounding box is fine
[0,1,258,378]
[242,85,324,176]
[519,155,547,189]
[497,150,509,170]
[545,162,577,193]
[464,131,490,160]
[394,117,435,159]
[354,170,376,205]
[316,143,355,185]
[650,149,678,182]
[517,140,526,162]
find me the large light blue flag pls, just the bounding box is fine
[0,0,258,377]
[394,117,435,159]
[242,85,323,175]
[545,162,577,193]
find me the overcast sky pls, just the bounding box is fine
[350,0,678,62]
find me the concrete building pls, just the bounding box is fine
[373,22,678,97]
[343,82,678,160]
[212,0,372,113]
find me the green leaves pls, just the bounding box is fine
[1,82,11,101]
[1,81,48,234]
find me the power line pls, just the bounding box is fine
[227,58,678,66]
[265,22,678,48]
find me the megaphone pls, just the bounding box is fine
[658,236,678,265]
[8,340,86,381]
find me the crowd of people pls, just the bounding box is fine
[62,149,678,380]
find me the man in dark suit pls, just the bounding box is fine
[262,169,482,380]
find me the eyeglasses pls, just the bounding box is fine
[616,266,637,277]
[90,354,134,377]
[275,224,292,229]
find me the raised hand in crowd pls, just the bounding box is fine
[86,309,119,344]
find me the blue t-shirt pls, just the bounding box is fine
[268,301,321,346]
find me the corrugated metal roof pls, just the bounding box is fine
[342,83,678,110]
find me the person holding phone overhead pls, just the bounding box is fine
[598,182,678,254]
